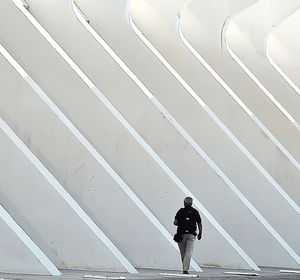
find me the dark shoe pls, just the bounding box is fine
[183,271,189,274]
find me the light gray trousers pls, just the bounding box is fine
[178,233,196,271]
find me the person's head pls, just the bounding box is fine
[184,197,193,207]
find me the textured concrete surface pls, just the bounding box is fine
[1,267,300,280]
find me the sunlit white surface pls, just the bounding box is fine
[226,23,300,131]
[129,11,300,219]
[178,19,300,172]
[0,0,299,272]
[177,20,300,263]
[0,185,61,276]
[1,29,137,273]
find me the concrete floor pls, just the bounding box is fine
[1,267,300,280]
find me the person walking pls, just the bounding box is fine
[174,197,202,274]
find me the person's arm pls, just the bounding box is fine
[174,209,181,226]
[196,211,202,240]
[197,221,202,240]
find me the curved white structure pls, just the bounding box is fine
[74,0,300,269]
[0,0,299,274]
[266,9,300,97]
[178,0,300,212]
[7,0,263,271]
[129,0,300,252]
[0,5,191,273]
[179,1,300,171]
[129,0,300,214]
[0,50,136,273]
[0,44,181,272]
[226,0,300,128]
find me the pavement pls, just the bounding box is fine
[1,267,300,280]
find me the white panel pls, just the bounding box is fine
[0,0,204,271]
[0,121,124,271]
[129,0,300,259]
[227,0,300,126]
[1,0,252,270]
[0,49,181,270]
[179,0,300,214]
[267,9,300,98]
[76,0,299,268]
[1,0,299,271]
[0,203,51,275]
[23,0,266,270]
[179,2,300,172]
[20,1,276,270]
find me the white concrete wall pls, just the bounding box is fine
[0,51,180,270]
[130,0,300,259]
[227,0,300,125]
[179,0,300,212]
[0,0,299,274]
[0,50,128,273]
[0,218,47,275]
[76,0,300,269]
[267,9,300,96]
[0,133,50,275]
[24,0,293,269]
